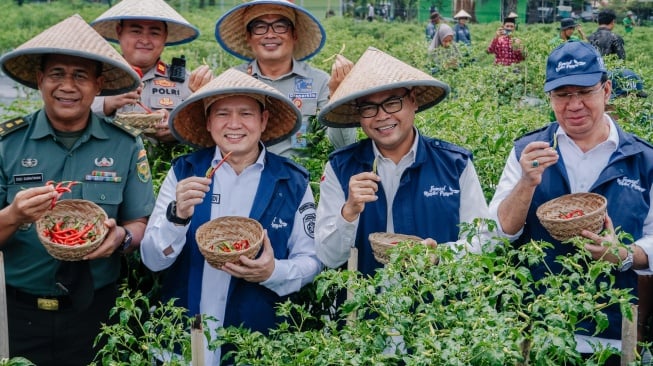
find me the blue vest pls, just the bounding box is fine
[513,123,653,338]
[329,135,472,276]
[160,147,309,334]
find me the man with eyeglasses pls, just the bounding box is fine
[215,0,357,159]
[489,41,653,364]
[315,47,495,278]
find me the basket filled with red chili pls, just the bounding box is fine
[36,199,109,261]
[536,193,607,241]
[196,216,264,268]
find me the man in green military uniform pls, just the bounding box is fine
[0,15,155,365]
[91,0,213,143]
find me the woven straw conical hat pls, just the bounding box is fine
[454,9,472,19]
[318,47,450,128]
[215,0,325,61]
[0,14,139,96]
[169,68,301,148]
[91,0,199,46]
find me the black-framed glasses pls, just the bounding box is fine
[356,90,411,118]
[247,20,293,35]
[549,82,606,103]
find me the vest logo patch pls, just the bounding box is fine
[271,217,288,229]
[617,177,645,192]
[424,185,460,197]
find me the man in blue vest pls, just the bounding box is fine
[315,47,494,277]
[140,68,321,365]
[489,41,653,365]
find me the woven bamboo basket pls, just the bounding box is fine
[368,232,424,264]
[115,111,163,134]
[36,199,109,261]
[536,193,607,241]
[196,216,264,268]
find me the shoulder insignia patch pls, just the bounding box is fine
[0,117,27,137]
[156,61,167,76]
[110,119,142,137]
[136,148,151,183]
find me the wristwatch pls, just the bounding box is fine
[619,250,634,272]
[120,227,133,253]
[166,200,192,226]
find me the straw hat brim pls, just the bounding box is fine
[215,0,325,61]
[318,47,450,128]
[91,0,199,45]
[0,14,139,96]
[453,10,471,19]
[169,68,301,148]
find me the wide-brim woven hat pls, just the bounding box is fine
[169,68,301,148]
[215,0,325,61]
[318,47,450,128]
[0,14,140,96]
[91,0,199,46]
[453,9,471,19]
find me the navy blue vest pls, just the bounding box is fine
[513,122,653,338]
[329,135,472,277]
[160,147,309,334]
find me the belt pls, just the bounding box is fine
[6,285,73,311]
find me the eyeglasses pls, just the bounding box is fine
[247,20,292,35]
[549,82,606,103]
[356,90,410,118]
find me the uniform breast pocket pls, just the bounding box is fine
[82,182,123,218]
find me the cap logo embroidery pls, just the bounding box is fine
[95,157,114,167]
[556,59,586,73]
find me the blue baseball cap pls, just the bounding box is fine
[544,41,606,93]
[610,68,648,99]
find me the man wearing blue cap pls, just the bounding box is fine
[489,41,653,364]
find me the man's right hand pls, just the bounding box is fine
[174,176,212,219]
[7,185,57,225]
[342,171,380,222]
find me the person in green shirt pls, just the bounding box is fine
[0,15,155,365]
[549,18,586,48]
[623,11,635,34]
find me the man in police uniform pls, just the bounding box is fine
[215,0,357,158]
[91,0,212,143]
[0,15,155,365]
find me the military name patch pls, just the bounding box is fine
[14,173,43,184]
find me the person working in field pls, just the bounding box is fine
[315,46,495,278]
[549,17,586,48]
[489,41,653,365]
[0,14,155,365]
[140,68,321,365]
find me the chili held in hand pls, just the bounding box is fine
[45,180,80,209]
